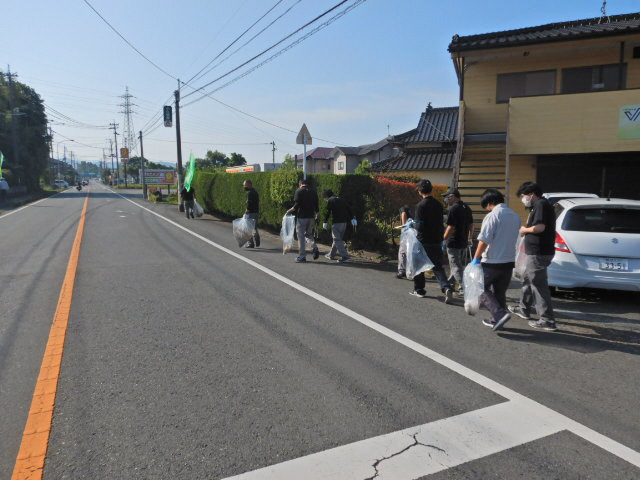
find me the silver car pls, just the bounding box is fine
[548,198,640,292]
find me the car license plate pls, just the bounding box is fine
[599,258,628,271]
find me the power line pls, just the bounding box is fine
[183,0,351,100]
[185,0,286,85]
[82,0,177,80]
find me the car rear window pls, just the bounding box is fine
[562,207,640,233]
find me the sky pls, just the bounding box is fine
[3,0,639,167]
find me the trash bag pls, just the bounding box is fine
[232,217,256,247]
[402,228,434,279]
[463,263,484,315]
[280,213,296,254]
[513,235,526,279]
[193,200,204,218]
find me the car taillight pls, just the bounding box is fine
[555,232,571,253]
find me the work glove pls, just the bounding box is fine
[351,218,358,227]
[323,222,328,230]
[441,242,446,252]
[471,258,481,266]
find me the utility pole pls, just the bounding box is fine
[139,130,147,200]
[110,122,120,186]
[49,126,54,184]
[271,141,276,164]
[174,80,184,211]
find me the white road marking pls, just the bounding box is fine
[223,400,567,480]
[108,187,640,475]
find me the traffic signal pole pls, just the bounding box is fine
[139,130,147,200]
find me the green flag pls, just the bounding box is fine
[0,151,4,172]
[184,152,196,192]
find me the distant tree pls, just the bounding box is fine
[228,152,246,166]
[280,153,297,171]
[355,158,372,175]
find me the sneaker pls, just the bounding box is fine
[444,288,453,304]
[245,244,255,248]
[255,236,260,247]
[409,290,427,298]
[396,271,406,279]
[312,248,319,260]
[295,257,307,263]
[337,256,350,263]
[492,313,511,331]
[508,305,531,320]
[325,253,334,260]
[482,318,496,328]
[191,213,195,219]
[528,319,557,331]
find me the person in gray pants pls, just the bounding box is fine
[287,178,319,263]
[321,189,353,263]
[509,182,557,331]
[442,188,474,294]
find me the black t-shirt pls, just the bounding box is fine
[414,196,444,245]
[446,201,474,249]
[293,186,319,219]
[325,196,351,223]
[399,205,414,219]
[524,197,556,255]
[246,188,259,213]
[181,187,195,202]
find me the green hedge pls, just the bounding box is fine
[191,170,395,252]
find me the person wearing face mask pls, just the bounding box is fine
[442,187,474,295]
[243,179,260,248]
[508,181,557,331]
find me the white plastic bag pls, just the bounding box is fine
[280,213,296,254]
[402,228,434,280]
[513,235,526,279]
[463,263,484,315]
[232,217,256,247]
[193,200,204,218]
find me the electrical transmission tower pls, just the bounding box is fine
[119,86,137,157]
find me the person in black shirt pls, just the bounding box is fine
[508,182,557,331]
[410,179,454,303]
[243,179,260,248]
[322,190,352,263]
[442,188,474,294]
[287,178,319,262]
[181,185,195,219]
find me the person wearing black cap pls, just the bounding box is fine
[410,179,454,302]
[442,187,474,294]
[243,179,260,248]
[287,178,320,263]
[322,189,353,263]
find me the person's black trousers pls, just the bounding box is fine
[413,243,452,293]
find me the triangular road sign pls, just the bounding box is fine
[296,123,312,145]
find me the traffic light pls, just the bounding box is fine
[164,106,172,127]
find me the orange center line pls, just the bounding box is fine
[12,191,90,480]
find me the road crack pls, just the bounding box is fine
[365,433,446,479]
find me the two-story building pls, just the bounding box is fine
[448,12,640,224]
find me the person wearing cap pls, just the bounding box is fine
[409,179,454,303]
[322,189,353,263]
[287,178,320,263]
[442,187,474,294]
[470,189,521,331]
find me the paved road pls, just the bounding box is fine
[1,185,638,479]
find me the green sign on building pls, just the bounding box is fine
[618,104,640,139]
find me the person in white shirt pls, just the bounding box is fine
[470,189,521,331]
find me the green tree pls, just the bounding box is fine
[280,153,297,171]
[228,152,247,166]
[0,74,49,191]
[354,158,372,175]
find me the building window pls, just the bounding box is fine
[496,69,556,103]
[338,161,344,170]
[561,63,626,94]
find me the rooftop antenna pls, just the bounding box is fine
[598,0,610,24]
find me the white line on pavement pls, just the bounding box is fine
[109,188,640,475]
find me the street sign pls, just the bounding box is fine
[120,147,129,159]
[140,169,175,185]
[226,165,256,173]
[164,106,172,127]
[296,123,312,145]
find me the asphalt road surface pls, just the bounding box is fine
[1,184,639,479]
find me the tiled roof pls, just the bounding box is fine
[294,147,334,161]
[372,148,455,172]
[448,12,640,52]
[405,106,458,144]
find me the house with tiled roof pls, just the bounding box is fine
[448,12,640,225]
[294,147,334,174]
[331,138,397,174]
[371,104,458,185]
